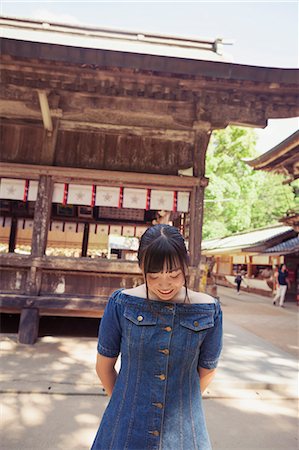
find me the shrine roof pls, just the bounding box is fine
[202,224,297,254]
[263,236,299,255]
[1,16,298,85]
[245,130,299,178]
[0,16,231,63]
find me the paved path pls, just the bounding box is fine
[1,287,298,449]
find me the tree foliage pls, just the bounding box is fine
[203,126,297,239]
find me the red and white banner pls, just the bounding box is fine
[1,179,26,200]
[27,181,39,201]
[24,220,34,230]
[0,179,39,201]
[109,225,122,235]
[177,192,190,213]
[94,224,109,235]
[150,190,174,211]
[96,187,121,208]
[68,184,93,206]
[50,221,64,232]
[123,188,147,209]
[64,222,77,233]
[1,178,191,213]
[122,225,135,237]
[135,226,148,238]
[52,183,65,204]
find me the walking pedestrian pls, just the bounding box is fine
[91,224,223,450]
[234,270,243,294]
[272,263,290,307]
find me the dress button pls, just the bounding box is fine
[159,349,170,355]
[149,430,160,437]
[152,402,164,409]
[137,315,144,322]
[194,321,199,327]
[164,326,172,332]
[155,374,166,381]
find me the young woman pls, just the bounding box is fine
[272,263,290,307]
[91,224,223,450]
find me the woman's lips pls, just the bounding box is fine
[158,289,174,295]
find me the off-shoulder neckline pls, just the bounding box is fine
[119,288,217,307]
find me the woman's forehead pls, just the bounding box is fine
[146,260,182,273]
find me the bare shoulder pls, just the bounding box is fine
[188,290,216,304]
[122,284,146,298]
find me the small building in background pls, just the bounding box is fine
[246,131,299,301]
[202,224,298,301]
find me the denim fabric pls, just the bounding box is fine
[91,289,223,450]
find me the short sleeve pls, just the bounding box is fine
[97,290,122,358]
[198,301,223,370]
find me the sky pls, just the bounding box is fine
[1,0,298,154]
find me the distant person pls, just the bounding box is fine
[234,271,243,294]
[272,264,290,307]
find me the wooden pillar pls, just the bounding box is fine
[247,256,253,277]
[19,175,53,344]
[81,223,90,257]
[188,130,211,290]
[31,175,53,257]
[18,307,39,345]
[8,217,17,253]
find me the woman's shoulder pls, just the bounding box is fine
[187,290,216,304]
[122,285,146,298]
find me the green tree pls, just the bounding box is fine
[203,126,296,239]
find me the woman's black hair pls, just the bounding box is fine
[138,224,189,302]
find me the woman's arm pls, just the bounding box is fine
[96,353,118,397]
[198,367,217,393]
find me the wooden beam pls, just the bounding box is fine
[31,175,53,257]
[0,162,200,188]
[189,132,211,264]
[0,254,143,274]
[0,294,108,318]
[60,120,195,143]
[40,119,60,165]
[37,90,53,132]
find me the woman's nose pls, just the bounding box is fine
[158,273,172,287]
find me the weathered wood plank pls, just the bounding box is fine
[0,162,199,188]
[60,120,195,143]
[40,119,60,165]
[0,294,108,318]
[31,175,53,257]
[18,307,39,344]
[0,255,143,273]
[188,131,211,269]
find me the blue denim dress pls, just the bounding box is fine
[91,289,223,450]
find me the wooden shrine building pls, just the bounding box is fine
[0,17,298,343]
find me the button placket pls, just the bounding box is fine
[149,307,175,444]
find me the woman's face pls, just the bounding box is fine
[145,262,185,301]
